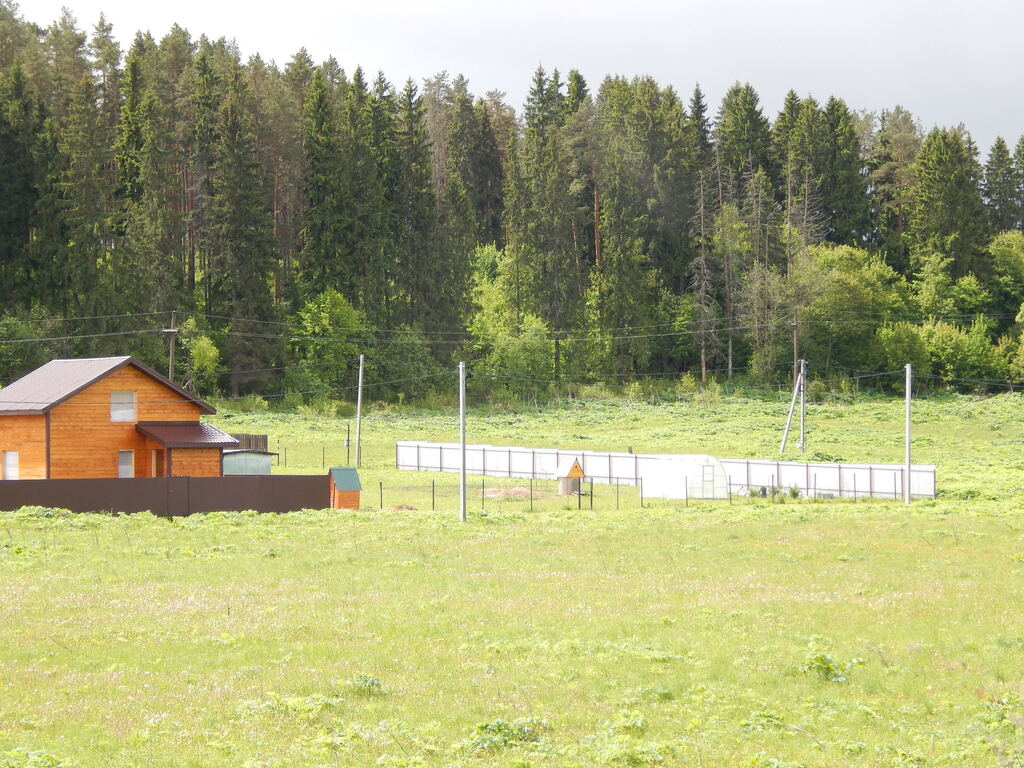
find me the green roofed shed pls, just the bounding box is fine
[329,467,361,508]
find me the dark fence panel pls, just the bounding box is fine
[187,475,327,514]
[230,433,269,451]
[0,475,328,516]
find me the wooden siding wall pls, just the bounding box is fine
[49,367,203,479]
[0,415,46,479]
[331,489,360,509]
[170,448,222,477]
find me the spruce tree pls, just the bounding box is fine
[908,127,989,278]
[713,82,770,191]
[206,66,279,395]
[821,96,868,244]
[983,136,1019,232]
[0,64,45,311]
[298,67,344,300]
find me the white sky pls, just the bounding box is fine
[21,0,1024,154]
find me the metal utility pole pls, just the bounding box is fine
[905,363,912,505]
[780,360,804,454]
[162,310,178,383]
[798,359,807,453]
[459,361,467,523]
[355,354,364,467]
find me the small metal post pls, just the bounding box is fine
[530,477,533,511]
[379,480,383,510]
[346,423,351,465]
[640,477,644,508]
[577,483,581,510]
[481,476,485,512]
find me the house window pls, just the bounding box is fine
[2,451,18,480]
[111,391,136,422]
[118,450,135,479]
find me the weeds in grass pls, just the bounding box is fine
[799,651,865,683]
[465,717,548,752]
[347,674,384,697]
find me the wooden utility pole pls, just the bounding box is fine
[798,359,807,453]
[355,354,364,467]
[905,363,912,505]
[780,360,804,454]
[162,311,178,384]
[459,361,466,523]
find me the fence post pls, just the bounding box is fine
[640,477,644,508]
[284,446,287,467]
[431,479,435,511]
[379,481,383,510]
[530,477,534,511]
[481,477,485,512]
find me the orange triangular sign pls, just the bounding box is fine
[566,458,585,478]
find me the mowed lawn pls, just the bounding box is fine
[2,392,1024,767]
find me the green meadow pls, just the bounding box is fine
[2,390,1024,767]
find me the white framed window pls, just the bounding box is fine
[111,391,137,422]
[2,451,18,480]
[118,450,135,479]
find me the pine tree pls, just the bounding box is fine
[983,136,1019,232]
[867,106,922,271]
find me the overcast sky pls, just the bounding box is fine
[21,0,1024,153]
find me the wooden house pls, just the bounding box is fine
[0,356,238,480]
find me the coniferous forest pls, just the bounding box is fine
[4,6,1024,401]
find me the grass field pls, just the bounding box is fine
[2,390,1024,767]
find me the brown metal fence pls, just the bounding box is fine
[0,475,329,517]
[229,433,269,451]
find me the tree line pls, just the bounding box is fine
[3,5,1024,402]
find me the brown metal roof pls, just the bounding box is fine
[136,422,240,449]
[0,357,215,415]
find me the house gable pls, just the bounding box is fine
[48,366,207,479]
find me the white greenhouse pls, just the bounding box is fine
[639,454,729,500]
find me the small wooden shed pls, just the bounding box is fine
[329,467,362,509]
